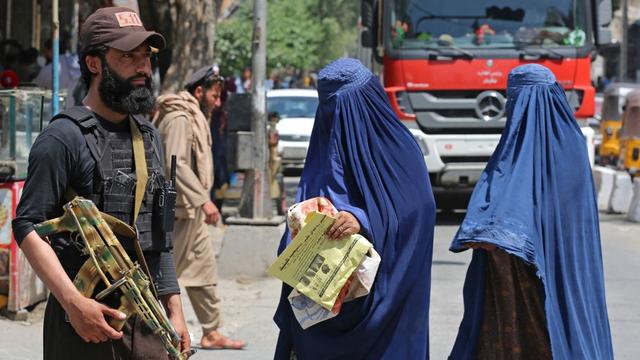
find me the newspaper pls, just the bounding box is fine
[287,245,381,329]
[287,289,338,328]
[267,211,372,311]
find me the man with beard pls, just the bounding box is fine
[153,65,246,350]
[12,7,190,359]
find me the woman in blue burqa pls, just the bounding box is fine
[449,64,613,359]
[273,58,436,359]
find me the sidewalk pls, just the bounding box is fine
[184,277,281,360]
[0,225,282,360]
[0,277,282,360]
[187,225,281,359]
[1,214,639,359]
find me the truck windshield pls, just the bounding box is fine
[388,0,588,50]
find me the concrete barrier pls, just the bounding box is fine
[593,166,616,212]
[628,178,640,222]
[580,126,596,166]
[217,222,286,278]
[610,171,634,213]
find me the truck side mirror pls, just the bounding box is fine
[595,0,613,45]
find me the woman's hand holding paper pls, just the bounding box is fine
[326,211,361,240]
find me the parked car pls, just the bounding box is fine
[266,89,433,175]
[267,89,319,171]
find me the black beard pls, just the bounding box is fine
[199,101,209,119]
[98,62,155,115]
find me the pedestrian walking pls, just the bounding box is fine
[273,58,436,359]
[153,65,246,350]
[448,64,614,359]
[210,68,234,211]
[235,67,251,94]
[12,7,190,359]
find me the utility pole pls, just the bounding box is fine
[620,0,628,82]
[5,0,12,40]
[52,0,59,115]
[70,1,79,54]
[217,0,284,279]
[238,0,272,219]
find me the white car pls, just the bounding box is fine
[267,89,319,170]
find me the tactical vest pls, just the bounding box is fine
[52,106,169,252]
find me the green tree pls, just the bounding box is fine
[312,0,360,61]
[214,0,359,77]
[266,0,322,70]
[214,4,253,76]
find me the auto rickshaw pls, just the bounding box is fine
[619,90,640,176]
[599,83,640,165]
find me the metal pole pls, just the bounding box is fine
[239,0,271,219]
[32,0,37,47]
[9,96,16,159]
[6,0,12,39]
[52,0,60,115]
[70,1,79,53]
[620,0,628,82]
[34,2,42,50]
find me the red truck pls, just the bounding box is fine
[360,0,611,209]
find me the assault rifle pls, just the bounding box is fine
[34,197,189,359]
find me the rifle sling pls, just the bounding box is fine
[129,119,158,299]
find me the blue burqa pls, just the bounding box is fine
[449,64,613,359]
[273,58,436,359]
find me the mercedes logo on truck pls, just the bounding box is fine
[475,91,506,122]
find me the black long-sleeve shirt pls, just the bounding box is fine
[12,114,179,296]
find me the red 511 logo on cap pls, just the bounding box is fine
[115,12,142,27]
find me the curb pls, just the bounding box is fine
[628,177,640,222]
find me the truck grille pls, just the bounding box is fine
[408,90,507,135]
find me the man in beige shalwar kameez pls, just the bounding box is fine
[153,65,245,350]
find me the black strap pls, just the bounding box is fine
[52,106,104,164]
[51,106,98,129]
[130,113,154,133]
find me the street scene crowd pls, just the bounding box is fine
[0,1,640,360]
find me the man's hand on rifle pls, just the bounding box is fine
[162,293,191,356]
[19,231,125,344]
[65,293,125,343]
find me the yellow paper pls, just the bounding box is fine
[267,212,372,310]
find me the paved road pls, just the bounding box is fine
[1,178,639,359]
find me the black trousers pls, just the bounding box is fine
[43,295,170,360]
